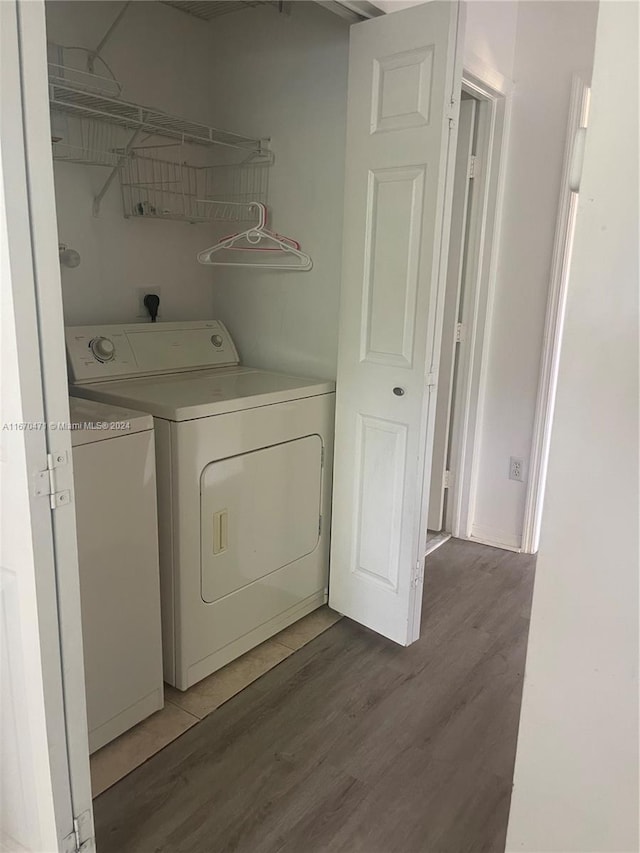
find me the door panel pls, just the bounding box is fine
[362,166,425,366]
[371,46,434,132]
[329,1,464,645]
[428,97,476,533]
[353,416,407,590]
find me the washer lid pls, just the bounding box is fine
[70,367,336,422]
[68,397,153,446]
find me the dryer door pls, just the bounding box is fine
[200,435,323,603]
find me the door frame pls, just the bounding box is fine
[427,96,476,537]
[443,59,513,544]
[521,74,591,554]
[1,0,95,848]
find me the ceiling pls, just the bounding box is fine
[160,1,287,22]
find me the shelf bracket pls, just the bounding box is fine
[93,126,141,217]
[87,1,131,74]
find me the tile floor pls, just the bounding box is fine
[89,605,342,797]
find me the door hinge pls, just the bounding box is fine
[62,810,95,853]
[34,451,71,509]
[426,373,437,393]
[318,515,323,536]
[455,322,463,343]
[447,98,457,128]
[412,560,424,588]
[320,446,325,468]
[468,154,477,179]
[444,470,451,489]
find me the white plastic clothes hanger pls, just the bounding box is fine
[197,202,313,270]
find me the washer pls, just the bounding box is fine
[69,397,164,750]
[66,321,336,691]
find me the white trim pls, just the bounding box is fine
[1,2,76,848]
[446,66,513,546]
[411,0,466,643]
[521,75,591,554]
[6,0,96,844]
[463,51,513,99]
[468,525,522,554]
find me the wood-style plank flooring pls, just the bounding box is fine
[94,539,535,853]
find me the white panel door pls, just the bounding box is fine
[329,1,464,645]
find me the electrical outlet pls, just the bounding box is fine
[136,287,161,320]
[509,456,524,482]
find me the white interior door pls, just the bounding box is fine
[329,1,465,645]
[1,1,94,850]
[427,96,476,533]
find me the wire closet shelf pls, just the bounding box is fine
[49,69,273,221]
[119,151,270,223]
[49,79,270,156]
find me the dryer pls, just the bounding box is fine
[66,321,335,691]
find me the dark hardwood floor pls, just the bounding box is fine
[94,538,536,853]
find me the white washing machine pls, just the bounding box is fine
[66,321,336,691]
[69,397,164,751]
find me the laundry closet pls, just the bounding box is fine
[44,0,489,795]
[47,0,355,754]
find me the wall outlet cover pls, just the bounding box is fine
[509,456,525,482]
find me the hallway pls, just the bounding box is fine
[94,539,535,853]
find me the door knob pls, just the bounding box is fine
[393,387,405,396]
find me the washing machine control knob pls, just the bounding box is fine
[90,336,116,362]
[211,334,224,348]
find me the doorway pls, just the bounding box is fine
[427,90,478,554]
[425,73,510,556]
[3,1,514,845]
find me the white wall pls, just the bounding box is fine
[464,0,518,79]
[199,3,350,379]
[470,1,599,549]
[46,1,234,326]
[506,1,639,848]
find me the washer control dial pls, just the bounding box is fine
[211,334,224,348]
[90,336,116,363]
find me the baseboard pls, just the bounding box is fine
[468,524,522,553]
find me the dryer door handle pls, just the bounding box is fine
[213,509,228,555]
